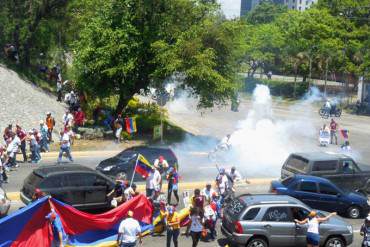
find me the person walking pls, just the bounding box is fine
[29,129,41,163]
[186,207,204,247]
[39,121,50,152]
[166,167,179,205]
[114,114,124,143]
[46,112,56,142]
[57,129,73,164]
[16,125,28,163]
[146,167,161,198]
[117,210,142,247]
[295,211,337,247]
[166,206,180,247]
[330,118,338,145]
[6,133,21,168]
[56,81,63,102]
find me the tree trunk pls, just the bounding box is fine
[116,94,131,115]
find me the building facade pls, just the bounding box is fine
[241,0,317,16]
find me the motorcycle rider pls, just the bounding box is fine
[219,134,232,150]
[360,215,370,246]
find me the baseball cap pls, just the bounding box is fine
[159,156,164,162]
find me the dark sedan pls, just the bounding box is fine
[270,175,370,219]
[21,164,115,211]
[96,146,178,180]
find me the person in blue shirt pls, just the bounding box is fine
[46,209,68,247]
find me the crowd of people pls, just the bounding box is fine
[319,118,351,150]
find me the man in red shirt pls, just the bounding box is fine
[74,107,86,127]
[16,125,28,163]
[330,118,338,145]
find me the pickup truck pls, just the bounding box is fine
[281,152,370,195]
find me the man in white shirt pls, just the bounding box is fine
[57,130,73,163]
[117,210,142,247]
[201,183,215,203]
[153,155,169,175]
[146,167,161,198]
[124,184,137,201]
[215,168,229,196]
[6,134,21,168]
[62,110,74,128]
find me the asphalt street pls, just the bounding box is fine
[3,97,370,246]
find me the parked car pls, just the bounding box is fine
[0,187,10,218]
[221,194,353,247]
[270,175,370,219]
[21,164,115,211]
[281,152,370,194]
[96,146,178,180]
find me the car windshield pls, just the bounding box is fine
[116,151,137,160]
[24,172,43,187]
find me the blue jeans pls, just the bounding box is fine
[167,228,179,247]
[58,146,73,163]
[120,242,136,247]
[146,188,154,198]
[40,137,49,152]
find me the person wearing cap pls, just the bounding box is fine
[57,129,73,164]
[165,205,180,247]
[16,125,28,163]
[154,155,169,175]
[295,211,336,247]
[39,120,50,152]
[117,210,142,247]
[166,167,179,205]
[201,183,215,204]
[46,209,68,247]
[46,112,56,142]
[32,188,45,201]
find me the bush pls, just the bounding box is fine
[244,77,308,98]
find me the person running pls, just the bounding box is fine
[166,167,179,205]
[186,207,204,247]
[330,119,338,145]
[295,211,336,247]
[117,210,142,247]
[16,125,28,163]
[46,112,56,142]
[165,205,180,247]
[39,120,49,152]
[57,129,73,164]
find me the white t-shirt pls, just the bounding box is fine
[201,188,215,201]
[7,136,21,153]
[60,133,71,148]
[190,215,203,232]
[228,170,242,182]
[63,113,74,126]
[124,187,135,201]
[217,174,229,194]
[307,217,319,234]
[146,170,161,190]
[118,217,141,243]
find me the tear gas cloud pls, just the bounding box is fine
[166,84,358,178]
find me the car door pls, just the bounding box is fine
[63,173,91,208]
[317,182,342,212]
[339,160,364,190]
[294,181,320,209]
[291,206,310,247]
[261,206,296,247]
[83,173,110,209]
[40,175,69,204]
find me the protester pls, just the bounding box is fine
[203,204,217,241]
[186,207,204,247]
[228,166,242,183]
[108,178,127,207]
[166,167,179,205]
[39,120,50,152]
[215,168,230,202]
[295,211,336,247]
[124,183,137,202]
[201,183,215,204]
[3,124,13,142]
[146,167,161,198]
[330,118,338,145]
[62,110,74,129]
[16,125,28,163]
[0,145,8,183]
[31,188,45,201]
[57,129,73,164]
[114,114,124,143]
[46,209,68,247]
[57,81,63,102]
[154,155,169,175]
[73,107,86,127]
[6,133,21,168]
[117,210,142,247]
[165,205,180,247]
[29,129,41,163]
[46,112,56,142]
[360,216,370,244]
[191,189,205,217]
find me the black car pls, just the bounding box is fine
[96,146,178,180]
[281,152,370,194]
[20,164,115,210]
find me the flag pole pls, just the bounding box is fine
[130,154,140,187]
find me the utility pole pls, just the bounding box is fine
[324,58,329,96]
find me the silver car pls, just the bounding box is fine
[221,194,353,247]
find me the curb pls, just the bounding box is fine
[5,178,275,202]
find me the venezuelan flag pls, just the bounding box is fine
[125,117,137,134]
[340,129,349,139]
[135,154,154,178]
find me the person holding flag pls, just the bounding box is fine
[166,167,179,205]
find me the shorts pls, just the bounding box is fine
[307,232,320,245]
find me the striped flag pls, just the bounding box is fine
[135,154,154,178]
[125,117,137,134]
[340,129,349,139]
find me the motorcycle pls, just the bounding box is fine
[319,106,342,119]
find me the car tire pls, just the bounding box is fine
[347,205,361,219]
[247,238,268,247]
[325,236,345,247]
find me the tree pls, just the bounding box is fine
[245,0,288,25]
[73,0,243,111]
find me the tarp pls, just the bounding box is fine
[0,194,153,247]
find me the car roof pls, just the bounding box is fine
[239,194,303,206]
[123,145,173,151]
[292,174,332,184]
[33,164,94,178]
[291,151,350,161]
